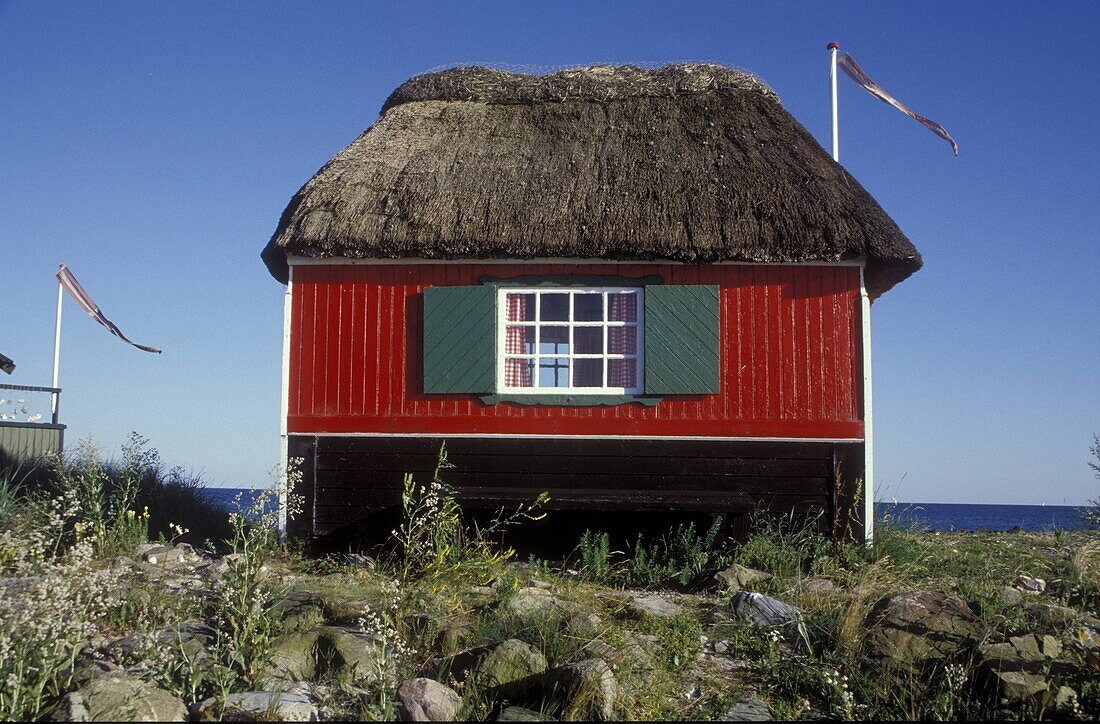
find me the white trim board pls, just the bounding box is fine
[859,266,874,546]
[286,256,867,268]
[278,267,293,534]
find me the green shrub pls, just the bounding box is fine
[577,529,613,582]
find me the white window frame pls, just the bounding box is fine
[496,286,645,395]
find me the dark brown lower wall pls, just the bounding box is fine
[287,435,865,539]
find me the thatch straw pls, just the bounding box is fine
[262,64,921,296]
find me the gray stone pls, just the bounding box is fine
[197,692,318,721]
[565,612,603,640]
[396,678,462,722]
[795,577,836,596]
[1013,574,1046,594]
[863,591,980,669]
[720,694,773,721]
[628,593,684,619]
[535,659,617,721]
[271,591,327,633]
[714,564,772,592]
[498,706,555,721]
[264,625,388,685]
[998,585,1025,606]
[504,588,569,620]
[978,634,1076,706]
[729,592,801,628]
[63,676,187,722]
[473,639,548,690]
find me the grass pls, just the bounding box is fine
[0,437,1097,720]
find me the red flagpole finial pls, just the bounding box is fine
[827,41,839,51]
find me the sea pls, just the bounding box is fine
[202,487,1094,533]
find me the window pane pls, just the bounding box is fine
[608,359,637,388]
[505,326,535,354]
[574,327,603,354]
[538,359,570,388]
[540,293,569,321]
[539,326,569,354]
[608,292,638,322]
[505,293,536,322]
[574,293,603,321]
[573,359,603,387]
[504,358,534,388]
[608,326,637,355]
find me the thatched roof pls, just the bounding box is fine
[262,64,921,296]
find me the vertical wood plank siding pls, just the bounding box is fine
[288,264,863,439]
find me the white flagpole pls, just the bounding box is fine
[829,41,839,162]
[51,270,63,422]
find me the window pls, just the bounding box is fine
[497,287,644,394]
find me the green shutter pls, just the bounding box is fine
[423,285,497,394]
[644,285,720,395]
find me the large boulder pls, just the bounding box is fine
[977,634,1077,708]
[195,692,318,721]
[503,588,571,622]
[863,591,980,669]
[473,639,548,691]
[729,592,801,628]
[527,659,618,721]
[57,676,187,722]
[714,564,772,592]
[271,591,327,633]
[627,593,684,620]
[264,625,389,685]
[395,678,462,722]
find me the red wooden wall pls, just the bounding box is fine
[287,263,864,440]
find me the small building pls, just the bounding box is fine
[261,64,921,542]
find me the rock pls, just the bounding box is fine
[1055,685,1078,711]
[795,578,836,596]
[720,694,773,721]
[713,641,729,654]
[271,591,327,633]
[473,639,548,690]
[714,564,772,592]
[533,659,617,721]
[504,588,569,621]
[978,634,1076,706]
[395,678,462,722]
[63,676,187,722]
[627,593,684,619]
[729,592,801,628]
[863,591,980,669]
[527,579,553,590]
[196,692,318,721]
[1013,575,1046,594]
[998,586,1025,606]
[498,706,555,721]
[582,638,653,676]
[565,612,603,639]
[264,625,388,685]
[1023,601,1100,628]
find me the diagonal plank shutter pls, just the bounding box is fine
[644,285,720,395]
[423,285,497,394]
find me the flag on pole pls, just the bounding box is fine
[837,52,958,156]
[55,265,162,354]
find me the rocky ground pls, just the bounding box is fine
[34,530,1100,721]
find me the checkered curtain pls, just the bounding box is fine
[504,294,532,387]
[608,294,637,387]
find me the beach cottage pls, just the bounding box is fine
[261,64,921,542]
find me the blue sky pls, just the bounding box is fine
[1,2,1097,503]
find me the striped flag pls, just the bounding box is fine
[56,265,162,354]
[838,52,958,156]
